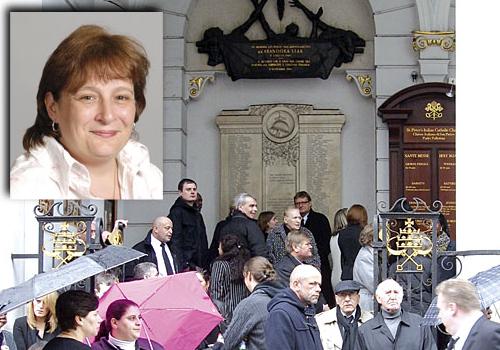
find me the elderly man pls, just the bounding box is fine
[169,178,208,270]
[267,206,320,268]
[126,216,179,279]
[356,279,436,350]
[436,279,500,350]
[265,264,323,350]
[219,192,267,256]
[315,280,372,350]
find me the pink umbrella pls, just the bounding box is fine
[97,272,223,350]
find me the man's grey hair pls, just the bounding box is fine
[233,193,256,209]
[133,262,159,280]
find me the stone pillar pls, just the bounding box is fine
[216,104,345,223]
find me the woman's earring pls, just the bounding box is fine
[52,122,58,132]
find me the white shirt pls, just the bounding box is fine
[150,235,176,276]
[10,136,162,199]
[453,311,483,350]
[302,212,310,225]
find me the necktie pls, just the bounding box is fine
[447,337,459,350]
[301,218,305,227]
[160,242,174,275]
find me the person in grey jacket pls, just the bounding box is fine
[356,279,436,350]
[355,279,437,350]
[0,313,16,350]
[212,256,281,350]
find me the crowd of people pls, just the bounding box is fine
[2,177,500,349]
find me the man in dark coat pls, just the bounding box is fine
[294,191,334,306]
[168,178,208,270]
[275,230,313,285]
[436,279,500,350]
[265,264,324,350]
[356,278,436,350]
[219,193,266,256]
[125,216,180,280]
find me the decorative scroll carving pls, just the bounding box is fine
[412,31,455,52]
[188,74,215,99]
[263,136,299,166]
[346,71,373,97]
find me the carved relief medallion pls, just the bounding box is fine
[263,106,298,143]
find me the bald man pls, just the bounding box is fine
[266,206,321,268]
[126,216,180,280]
[265,265,323,350]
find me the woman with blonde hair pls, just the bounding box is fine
[13,291,59,350]
[213,256,282,350]
[330,208,347,292]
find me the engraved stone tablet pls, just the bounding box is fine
[216,104,345,225]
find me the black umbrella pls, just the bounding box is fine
[422,264,500,325]
[0,245,145,314]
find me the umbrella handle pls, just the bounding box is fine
[141,319,155,350]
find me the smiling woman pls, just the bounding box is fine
[10,24,162,200]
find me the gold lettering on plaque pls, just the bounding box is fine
[425,101,444,120]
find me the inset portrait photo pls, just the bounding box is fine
[10,12,163,200]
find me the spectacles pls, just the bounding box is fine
[294,200,310,205]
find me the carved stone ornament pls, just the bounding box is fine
[262,106,299,143]
[346,70,374,97]
[412,31,455,52]
[188,73,215,99]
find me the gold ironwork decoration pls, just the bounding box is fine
[189,75,214,99]
[425,101,444,120]
[43,221,87,268]
[37,200,54,216]
[386,218,433,271]
[412,31,455,52]
[346,72,373,97]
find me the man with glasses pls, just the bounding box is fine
[294,190,334,306]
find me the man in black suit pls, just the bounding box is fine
[436,279,500,350]
[126,216,180,280]
[294,191,334,307]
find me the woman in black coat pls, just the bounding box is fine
[337,204,368,280]
[13,292,59,350]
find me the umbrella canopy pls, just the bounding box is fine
[97,272,223,350]
[0,245,145,314]
[422,264,500,325]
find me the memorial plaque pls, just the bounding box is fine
[403,150,432,204]
[217,104,345,221]
[438,150,456,236]
[404,126,456,143]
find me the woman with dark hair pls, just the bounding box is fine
[10,24,162,199]
[257,211,278,240]
[337,204,368,280]
[92,299,163,350]
[14,291,59,350]
[213,256,281,350]
[210,234,251,331]
[44,290,101,350]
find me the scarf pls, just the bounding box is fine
[336,305,361,350]
[108,334,136,350]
